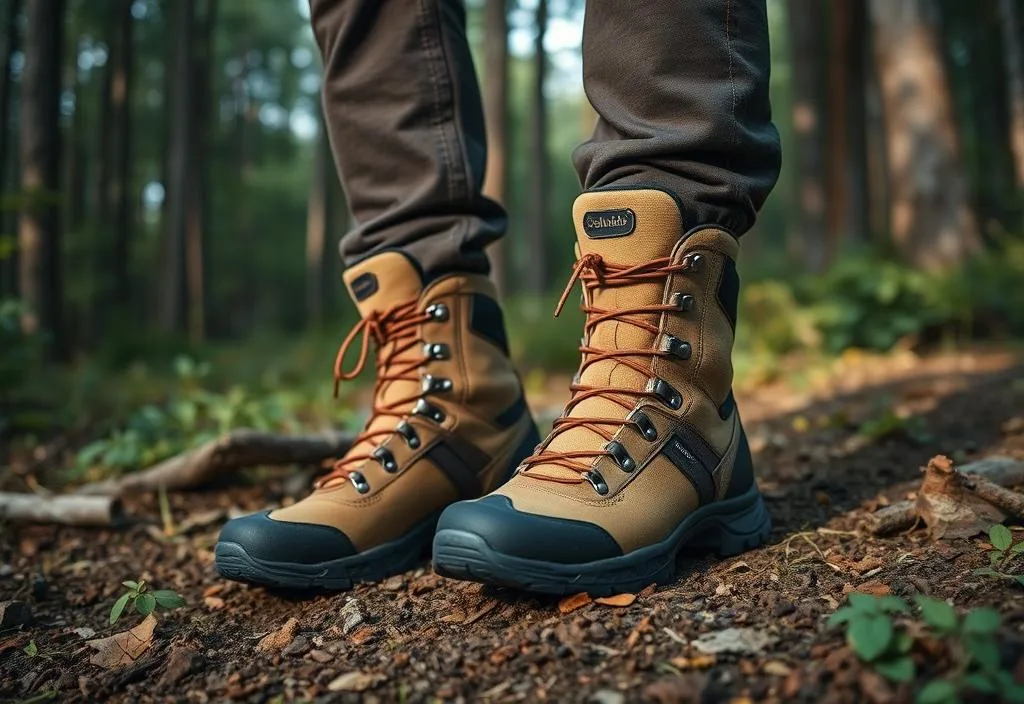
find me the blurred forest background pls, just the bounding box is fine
[2,0,1024,477]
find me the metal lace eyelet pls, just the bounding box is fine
[670,292,696,312]
[631,410,658,441]
[349,471,370,494]
[371,447,398,473]
[683,253,703,272]
[412,398,446,423]
[661,335,692,361]
[425,303,449,321]
[422,342,450,360]
[606,441,636,472]
[421,374,453,394]
[395,420,420,449]
[648,378,682,410]
[585,470,609,495]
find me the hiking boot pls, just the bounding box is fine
[433,189,771,595]
[215,251,539,589]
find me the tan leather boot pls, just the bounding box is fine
[433,189,770,595]
[216,251,539,589]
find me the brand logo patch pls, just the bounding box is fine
[582,208,636,239]
[350,272,379,301]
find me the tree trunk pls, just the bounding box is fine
[824,0,869,261]
[159,0,194,334]
[1000,0,1024,192]
[233,49,254,336]
[482,0,509,294]
[18,0,66,360]
[305,110,329,328]
[185,0,216,344]
[0,0,22,297]
[110,0,134,319]
[869,0,980,270]
[785,0,826,271]
[527,0,548,295]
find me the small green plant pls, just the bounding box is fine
[973,524,1024,585]
[828,592,915,682]
[23,639,38,657]
[829,592,1024,704]
[109,579,186,625]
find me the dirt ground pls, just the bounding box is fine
[3,349,1024,703]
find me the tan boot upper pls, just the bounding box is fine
[270,252,535,552]
[495,189,747,553]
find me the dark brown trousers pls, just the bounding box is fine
[309,0,781,280]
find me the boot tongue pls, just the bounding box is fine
[333,252,426,483]
[573,189,683,263]
[342,251,425,317]
[533,190,684,481]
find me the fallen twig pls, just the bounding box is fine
[76,429,353,497]
[0,492,124,527]
[867,456,1024,537]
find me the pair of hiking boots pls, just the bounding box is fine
[214,190,771,596]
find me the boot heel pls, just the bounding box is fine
[688,488,772,557]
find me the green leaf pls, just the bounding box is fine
[916,596,958,633]
[963,673,997,695]
[991,550,1005,565]
[827,607,857,628]
[965,634,1001,671]
[1011,541,1024,555]
[847,592,882,613]
[990,524,1013,551]
[152,590,186,609]
[893,631,914,654]
[916,679,959,704]
[135,593,156,616]
[1002,680,1024,704]
[848,615,893,662]
[877,596,910,614]
[121,580,140,591]
[962,607,1001,635]
[973,567,1001,578]
[23,639,38,657]
[873,655,915,683]
[109,593,132,625]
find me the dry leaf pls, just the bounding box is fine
[856,580,891,597]
[348,626,375,645]
[204,596,225,610]
[86,614,157,668]
[723,560,751,573]
[669,654,716,670]
[763,661,792,676]
[256,617,298,652]
[202,584,225,598]
[638,583,657,598]
[558,592,592,614]
[595,593,637,608]
[327,671,386,692]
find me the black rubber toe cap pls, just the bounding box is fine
[216,512,356,564]
[436,496,622,564]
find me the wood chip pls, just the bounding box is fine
[256,617,298,652]
[463,599,499,625]
[326,671,386,692]
[204,596,225,610]
[594,593,637,608]
[557,592,592,614]
[670,654,716,670]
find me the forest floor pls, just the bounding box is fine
[3,348,1024,704]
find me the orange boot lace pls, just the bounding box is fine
[520,253,697,485]
[316,299,433,487]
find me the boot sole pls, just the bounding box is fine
[432,484,771,596]
[214,511,440,590]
